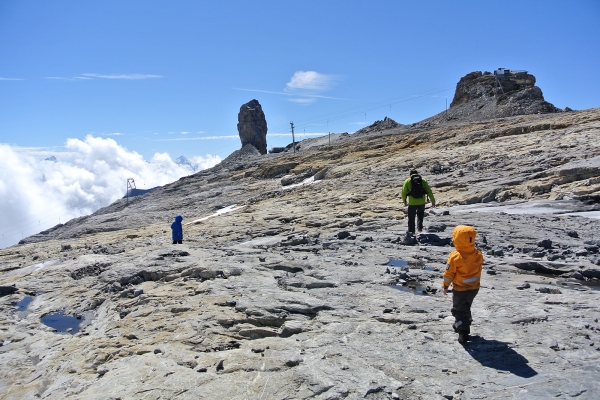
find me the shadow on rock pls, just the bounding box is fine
[462,335,538,378]
[418,233,452,246]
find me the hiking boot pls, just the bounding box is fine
[458,333,469,343]
[452,321,463,333]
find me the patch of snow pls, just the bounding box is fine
[282,176,320,190]
[3,259,61,278]
[449,200,600,219]
[186,204,245,225]
[239,236,287,247]
[564,211,600,219]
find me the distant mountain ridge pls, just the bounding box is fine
[175,156,198,172]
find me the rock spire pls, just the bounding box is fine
[237,99,268,155]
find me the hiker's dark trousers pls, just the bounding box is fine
[407,204,425,233]
[451,289,479,334]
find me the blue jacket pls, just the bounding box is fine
[171,215,183,241]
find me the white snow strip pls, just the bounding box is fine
[449,200,600,219]
[239,236,287,247]
[282,176,320,190]
[186,204,245,225]
[564,211,600,219]
[3,259,61,278]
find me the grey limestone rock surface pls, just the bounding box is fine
[2,103,600,398]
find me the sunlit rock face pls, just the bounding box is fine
[237,99,268,155]
[416,69,563,128]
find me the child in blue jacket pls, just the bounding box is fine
[171,215,183,244]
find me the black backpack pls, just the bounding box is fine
[408,175,425,198]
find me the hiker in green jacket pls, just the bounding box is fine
[401,169,436,234]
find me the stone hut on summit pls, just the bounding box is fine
[237,99,268,155]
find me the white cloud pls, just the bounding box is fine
[181,132,189,135]
[0,77,24,81]
[289,98,317,104]
[350,121,368,125]
[82,73,162,80]
[269,133,323,137]
[233,71,343,105]
[0,136,220,249]
[189,155,222,170]
[155,135,239,141]
[46,73,162,81]
[286,71,335,91]
[102,132,124,136]
[233,87,345,101]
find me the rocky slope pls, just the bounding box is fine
[1,102,600,398]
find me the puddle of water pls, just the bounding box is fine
[16,296,33,312]
[388,259,432,270]
[388,259,408,267]
[41,312,84,334]
[390,283,436,295]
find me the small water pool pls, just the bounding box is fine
[41,312,84,334]
[388,259,435,271]
[16,296,33,312]
[391,283,437,295]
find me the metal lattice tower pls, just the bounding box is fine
[126,178,136,203]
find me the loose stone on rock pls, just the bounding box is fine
[285,357,302,367]
[337,231,351,240]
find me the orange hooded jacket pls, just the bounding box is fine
[442,225,484,291]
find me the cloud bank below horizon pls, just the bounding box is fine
[0,136,220,249]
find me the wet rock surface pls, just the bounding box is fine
[1,107,600,398]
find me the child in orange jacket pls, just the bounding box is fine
[442,225,484,343]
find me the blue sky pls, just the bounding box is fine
[2,0,598,160]
[0,1,599,248]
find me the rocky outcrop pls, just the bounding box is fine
[354,116,404,136]
[417,70,562,127]
[237,99,268,155]
[450,70,536,107]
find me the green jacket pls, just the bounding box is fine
[402,176,435,206]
